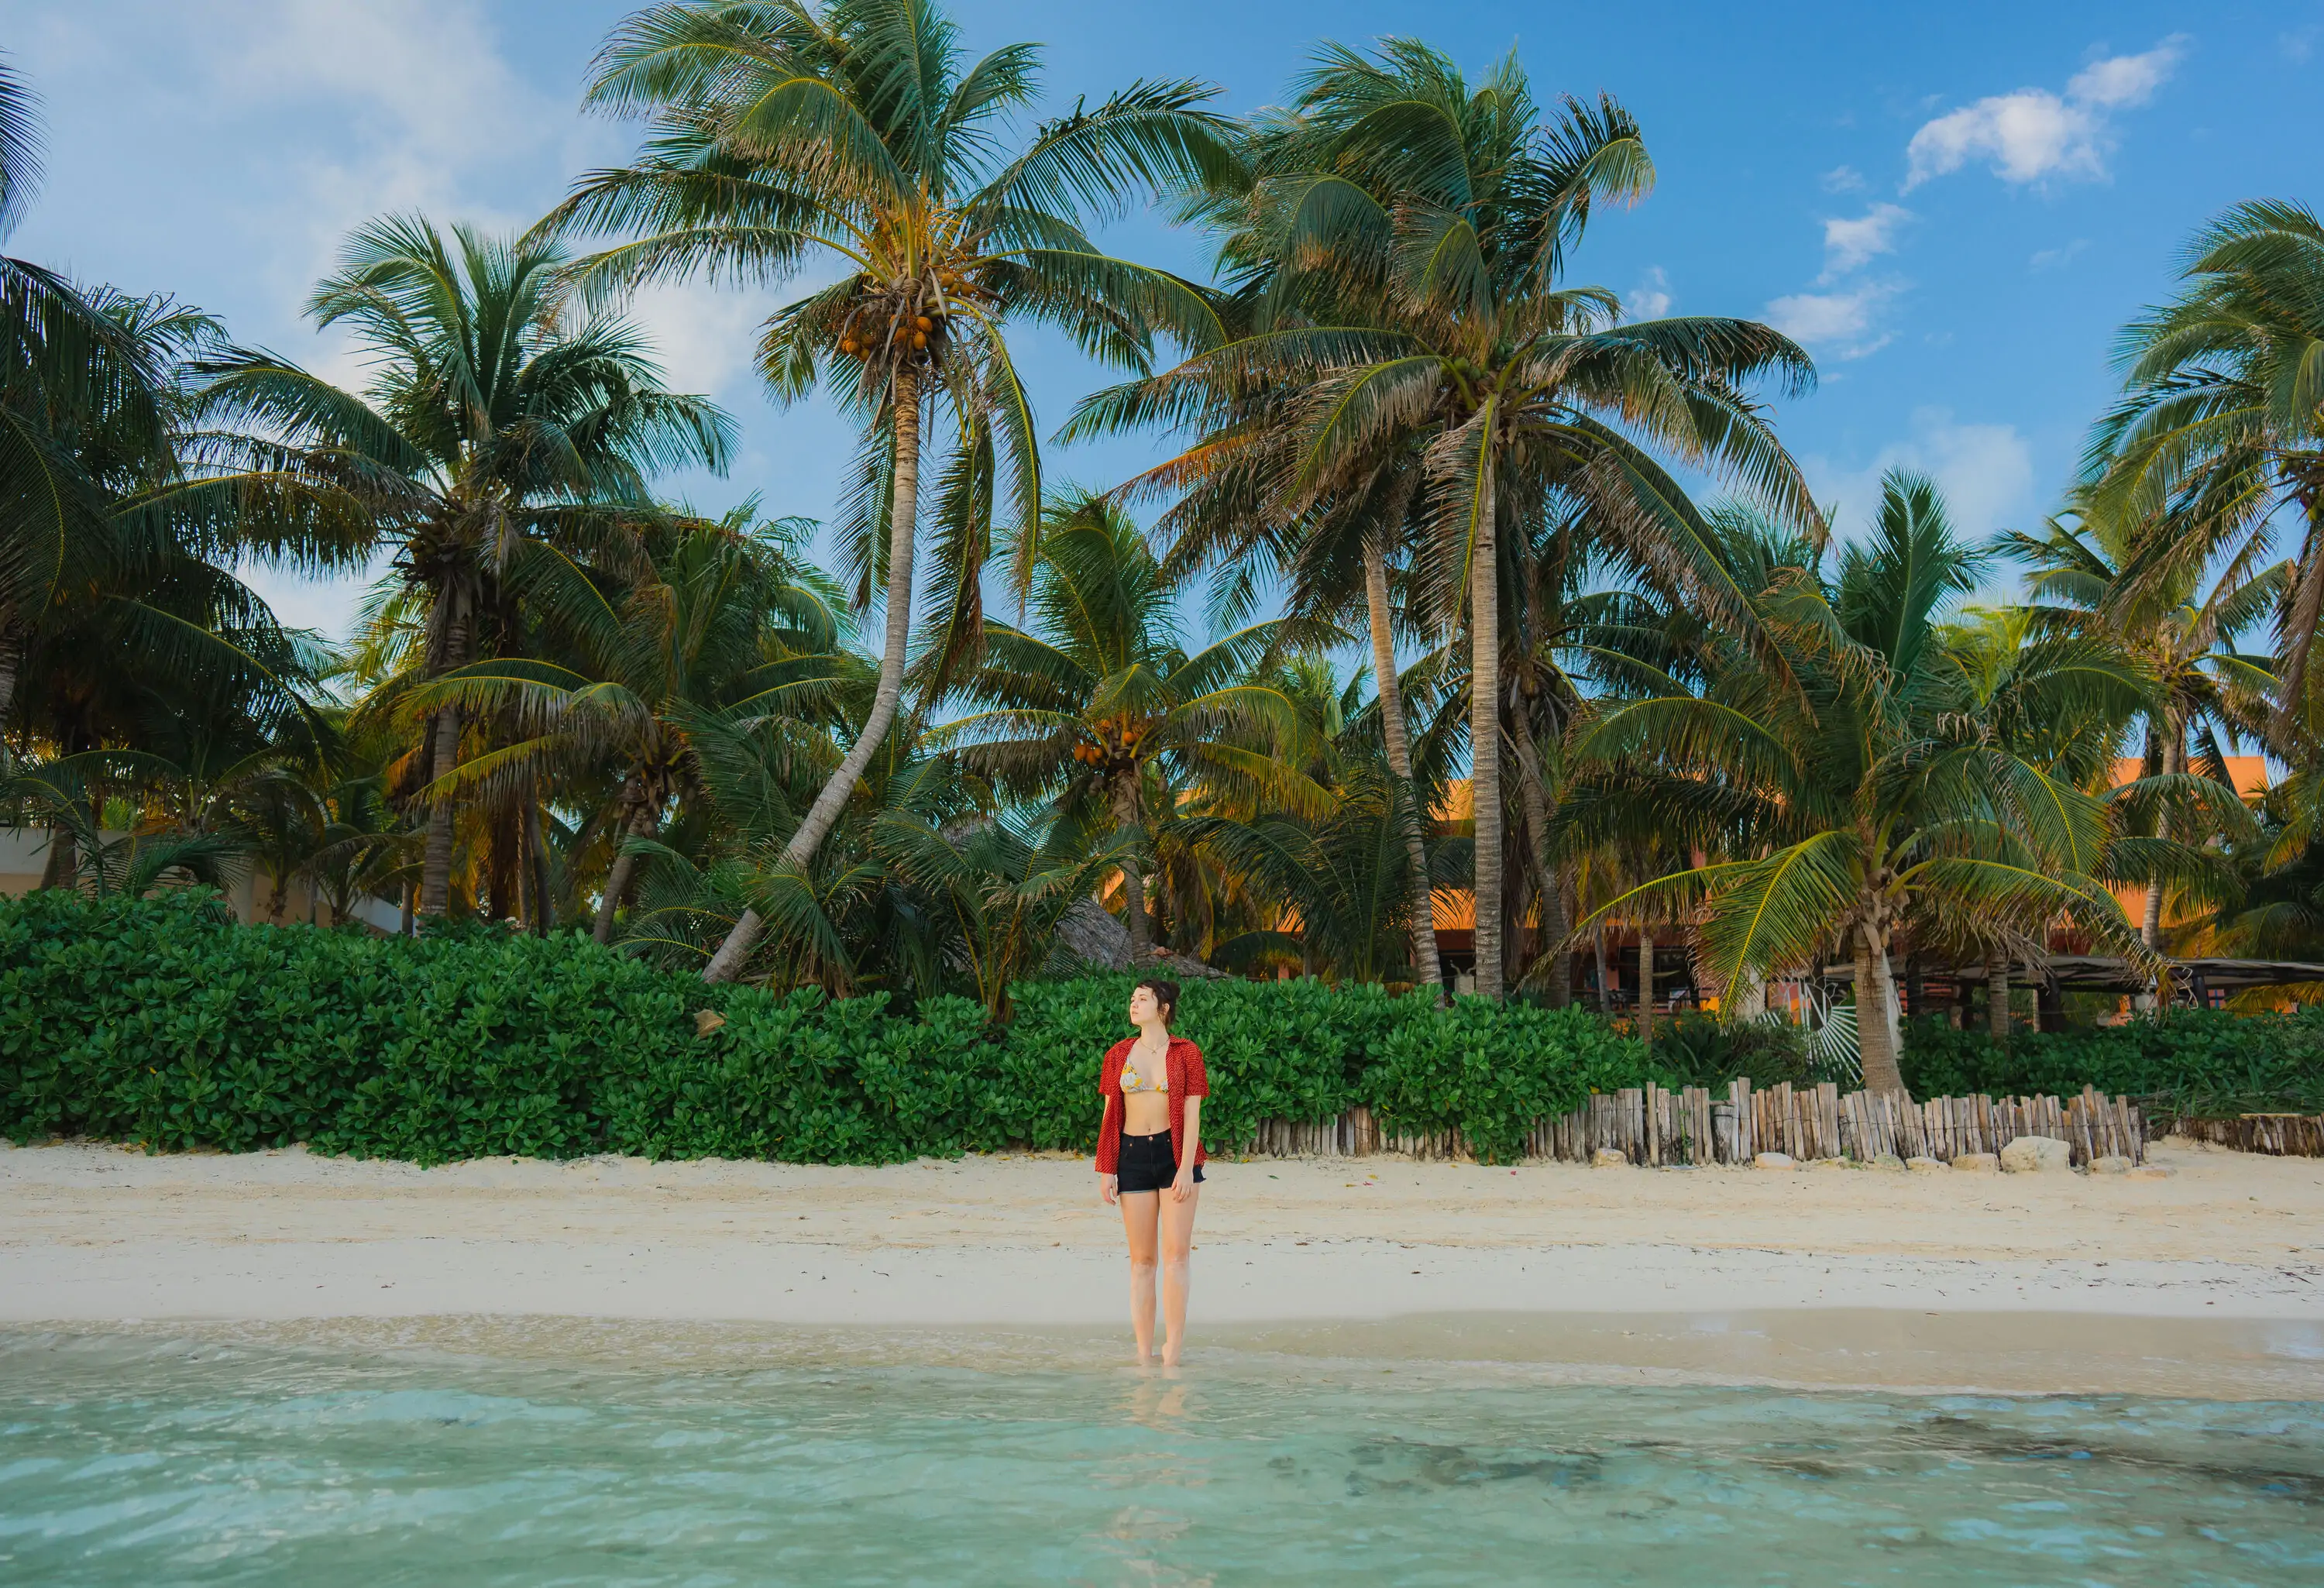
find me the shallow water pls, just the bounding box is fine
[2,1330,2319,1586]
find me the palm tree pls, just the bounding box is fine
[929,494,1329,963]
[412,514,848,941]
[1567,473,2148,1095]
[875,804,1136,1018]
[620,692,984,997]
[0,277,339,908]
[0,55,180,730]
[0,57,328,765]
[3,750,253,899]
[2006,490,2277,948]
[1187,758,1457,984]
[1098,386,1459,992]
[1071,40,1818,998]
[2089,201,2324,718]
[538,0,1234,981]
[304,772,418,928]
[200,215,734,919]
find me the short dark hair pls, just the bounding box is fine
[1134,976,1181,1026]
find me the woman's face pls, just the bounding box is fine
[1128,985,1160,1026]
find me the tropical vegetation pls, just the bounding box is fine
[5,7,2323,1138]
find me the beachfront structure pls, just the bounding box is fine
[1422,757,2282,1013]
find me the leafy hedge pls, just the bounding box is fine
[1903,1014,2324,1117]
[15,895,2305,1169]
[0,892,1668,1165]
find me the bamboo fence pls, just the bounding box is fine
[2168,1113,2324,1157]
[1243,1081,2162,1167]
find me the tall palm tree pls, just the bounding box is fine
[928,494,1329,962]
[2089,201,2324,719]
[412,516,847,941]
[1567,473,2147,1095]
[2006,490,2277,948]
[200,215,734,918]
[1187,758,1457,985]
[1098,374,1458,990]
[1071,40,1817,998]
[0,61,321,755]
[538,0,1235,981]
[0,54,177,726]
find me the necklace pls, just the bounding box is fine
[1122,1035,1169,1093]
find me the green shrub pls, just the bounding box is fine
[1902,1012,2324,1115]
[8,892,2308,1167]
[1369,997,1664,1163]
[1649,1012,1818,1090]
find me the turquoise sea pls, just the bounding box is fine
[2,1328,2319,1586]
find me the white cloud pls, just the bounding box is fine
[234,557,391,642]
[626,283,778,397]
[1819,203,1912,280]
[2029,239,2089,271]
[1803,407,2037,546]
[2066,46,2181,108]
[1903,37,2185,191]
[0,0,614,640]
[3,0,600,369]
[1820,164,1867,194]
[1624,266,1673,321]
[1763,280,1902,359]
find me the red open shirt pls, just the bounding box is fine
[1095,1035,1208,1176]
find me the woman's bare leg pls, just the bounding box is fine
[1158,1185,1199,1366]
[1119,1190,1160,1363]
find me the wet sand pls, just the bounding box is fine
[4,1138,2319,1394]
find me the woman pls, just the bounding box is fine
[1095,977,1206,1366]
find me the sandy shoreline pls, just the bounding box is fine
[5,1138,2321,1394]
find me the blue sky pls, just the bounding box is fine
[4,0,2319,638]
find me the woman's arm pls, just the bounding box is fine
[1171,1095,1202,1202]
[1098,1090,1118,1205]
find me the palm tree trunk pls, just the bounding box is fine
[1855,919,1909,1096]
[1511,714,1569,1005]
[703,367,923,984]
[1113,775,1154,963]
[1635,928,1655,1044]
[418,704,460,916]
[486,800,519,923]
[2274,509,2324,729]
[1539,864,1573,1007]
[37,829,74,890]
[1469,460,1504,999]
[2141,717,2181,950]
[1361,531,1444,999]
[1986,950,2010,1042]
[1119,851,1153,963]
[416,581,470,919]
[593,789,659,945]
[1594,926,1611,1013]
[527,798,552,937]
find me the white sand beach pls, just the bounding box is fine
[5,1138,2322,1394]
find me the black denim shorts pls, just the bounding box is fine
[1116,1129,1203,1194]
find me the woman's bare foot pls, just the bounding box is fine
[1160,1342,1182,1368]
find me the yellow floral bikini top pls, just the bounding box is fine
[1119,1047,1170,1095]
